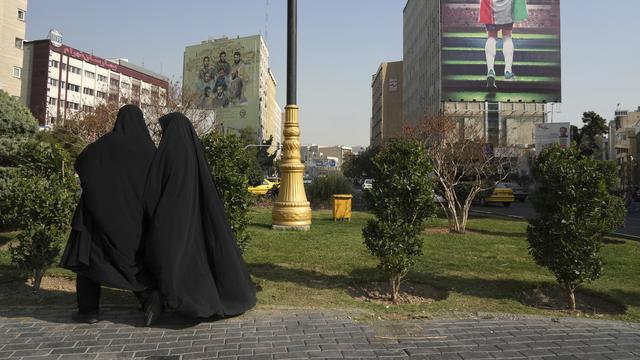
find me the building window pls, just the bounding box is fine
[48,78,58,87]
[17,9,26,21]
[61,63,66,71]
[83,87,95,96]
[48,97,56,105]
[82,105,94,112]
[110,79,119,88]
[12,67,21,78]
[96,91,107,99]
[68,65,81,75]
[121,82,130,89]
[66,83,80,92]
[15,38,23,49]
[97,74,108,82]
[66,101,80,110]
[84,70,95,79]
[49,60,59,68]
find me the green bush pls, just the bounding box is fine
[527,146,625,311]
[308,173,353,204]
[10,224,64,292]
[0,89,38,138]
[200,131,255,253]
[362,139,436,302]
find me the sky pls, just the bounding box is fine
[25,0,640,147]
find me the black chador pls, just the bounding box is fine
[143,112,256,318]
[61,105,156,321]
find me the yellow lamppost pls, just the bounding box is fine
[272,0,312,230]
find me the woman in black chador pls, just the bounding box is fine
[143,112,256,319]
[61,105,159,324]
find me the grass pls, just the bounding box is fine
[1,209,639,322]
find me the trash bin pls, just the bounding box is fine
[332,194,352,222]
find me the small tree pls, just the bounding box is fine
[342,146,379,181]
[0,89,39,138]
[10,224,63,292]
[407,115,516,233]
[200,131,255,253]
[362,139,436,302]
[574,111,608,158]
[527,146,625,311]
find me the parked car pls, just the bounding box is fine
[362,179,374,190]
[504,183,528,202]
[248,179,279,197]
[303,175,313,185]
[477,183,515,207]
[433,193,446,205]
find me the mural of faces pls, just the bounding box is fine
[194,49,250,110]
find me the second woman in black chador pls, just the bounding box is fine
[142,112,256,318]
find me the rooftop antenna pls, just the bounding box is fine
[264,0,270,43]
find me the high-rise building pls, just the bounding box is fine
[21,34,169,126]
[403,0,561,148]
[264,69,282,155]
[183,35,281,150]
[370,61,404,147]
[0,0,28,98]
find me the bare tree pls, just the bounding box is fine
[59,81,215,147]
[406,115,518,234]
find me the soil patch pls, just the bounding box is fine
[425,227,450,235]
[520,285,626,315]
[348,281,449,305]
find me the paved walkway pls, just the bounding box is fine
[1,308,639,359]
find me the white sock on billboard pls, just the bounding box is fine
[485,37,497,74]
[503,36,514,73]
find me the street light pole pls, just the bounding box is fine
[272,0,312,230]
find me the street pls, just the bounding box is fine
[471,201,640,239]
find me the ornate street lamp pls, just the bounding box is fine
[272,0,312,230]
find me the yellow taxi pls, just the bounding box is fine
[478,182,515,207]
[248,179,279,196]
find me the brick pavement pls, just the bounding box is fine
[0,307,639,359]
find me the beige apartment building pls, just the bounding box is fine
[0,0,28,97]
[264,68,282,155]
[370,61,404,147]
[612,108,640,190]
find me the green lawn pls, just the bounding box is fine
[1,209,639,322]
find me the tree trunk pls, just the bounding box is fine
[566,286,576,311]
[33,269,44,293]
[390,274,401,304]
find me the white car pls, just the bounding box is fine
[433,194,446,204]
[362,179,373,190]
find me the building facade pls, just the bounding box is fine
[264,68,282,155]
[403,0,441,126]
[612,108,640,191]
[370,61,404,147]
[21,37,169,126]
[403,0,554,149]
[183,35,281,150]
[0,0,28,97]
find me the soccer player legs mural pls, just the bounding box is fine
[479,0,528,90]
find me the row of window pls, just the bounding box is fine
[47,78,153,100]
[61,63,82,75]
[48,98,80,110]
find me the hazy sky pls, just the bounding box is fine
[25,0,640,146]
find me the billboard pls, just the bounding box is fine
[441,0,561,103]
[534,122,570,154]
[183,36,261,131]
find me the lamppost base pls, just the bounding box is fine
[272,224,311,231]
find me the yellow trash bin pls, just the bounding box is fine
[332,194,352,222]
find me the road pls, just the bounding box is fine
[471,201,640,239]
